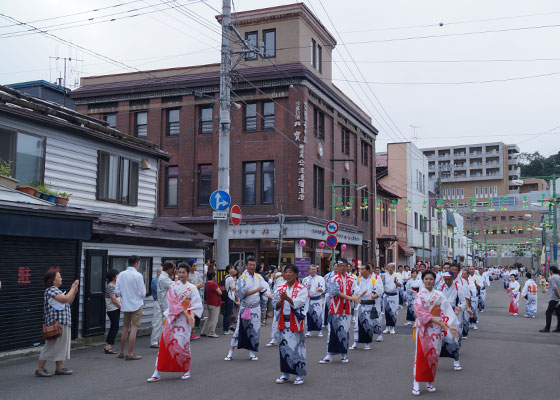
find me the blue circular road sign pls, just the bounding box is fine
[326,235,338,249]
[210,190,231,211]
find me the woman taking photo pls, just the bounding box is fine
[147,263,203,382]
[104,269,121,354]
[412,270,459,396]
[36,271,79,377]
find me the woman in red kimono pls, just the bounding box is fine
[412,270,459,396]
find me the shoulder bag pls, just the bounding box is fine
[42,320,62,340]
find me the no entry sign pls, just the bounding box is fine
[326,235,338,249]
[231,204,242,226]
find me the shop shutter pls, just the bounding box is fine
[0,236,79,352]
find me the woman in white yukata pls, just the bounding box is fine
[405,270,421,326]
[273,264,308,385]
[521,272,538,318]
[506,274,521,316]
[412,270,459,396]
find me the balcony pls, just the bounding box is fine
[454,173,467,179]
[439,153,450,159]
[508,157,519,165]
[454,163,466,169]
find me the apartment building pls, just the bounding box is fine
[422,142,522,203]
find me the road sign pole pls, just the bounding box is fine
[331,184,336,269]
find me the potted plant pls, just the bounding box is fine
[37,183,50,201]
[55,192,72,206]
[47,189,57,204]
[16,182,37,196]
[0,160,19,189]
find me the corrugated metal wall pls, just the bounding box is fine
[0,236,79,352]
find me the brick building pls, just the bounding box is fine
[71,3,378,271]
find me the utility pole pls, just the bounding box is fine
[277,214,285,268]
[216,0,232,271]
[435,170,443,265]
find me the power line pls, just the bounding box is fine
[330,71,560,85]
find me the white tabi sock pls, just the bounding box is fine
[226,350,233,358]
[249,351,256,358]
[152,370,160,378]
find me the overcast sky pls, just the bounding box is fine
[2,0,559,156]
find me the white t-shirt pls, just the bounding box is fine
[225,275,236,301]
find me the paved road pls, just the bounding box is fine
[1,279,558,400]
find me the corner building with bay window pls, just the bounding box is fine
[71,3,378,272]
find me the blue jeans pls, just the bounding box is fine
[223,297,234,332]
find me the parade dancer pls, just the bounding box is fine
[267,271,285,346]
[319,259,359,364]
[147,264,203,382]
[467,266,482,330]
[405,270,421,326]
[397,265,405,309]
[225,257,271,361]
[383,263,401,335]
[302,265,325,337]
[452,265,472,339]
[412,271,459,396]
[506,274,520,316]
[322,263,338,328]
[350,264,383,350]
[274,264,308,385]
[521,272,538,318]
[439,271,466,371]
[478,267,491,313]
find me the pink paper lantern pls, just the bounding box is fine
[299,239,306,247]
[318,241,325,248]
[341,244,347,251]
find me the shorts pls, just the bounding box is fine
[123,306,143,327]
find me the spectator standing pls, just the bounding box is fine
[115,255,146,360]
[223,266,237,334]
[150,267,162,348]
[35,271,79,377]
[539,266,560,333]
[201,271,222,337]
[104,269,121,354]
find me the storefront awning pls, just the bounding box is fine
[398,243,415,255]
[377,234,398,242]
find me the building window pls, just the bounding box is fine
[263,29,276,58]
[167,108,180,136]
[361,141,370,166]
[0,129,45,186]
[110,256,152,296]
[461,187,464,199]
[165,165,179,207]
[361,188,368,221]
[200,106,213,134]
[313,106,325,139]
[311,39,317,68]
[262,102,275,130]
[387,249,394,263]
[485,187,488,197]
[243,162,257,205]
[475,187,478,198]
[382,201,389,227]
[245,31,258,60]
[197,164,212,206]
[134,111,148,138]
[313,165,324,209]
[318,44,322,73]
[103,113,117,128]
[494,186,498,196]
[341,177,350,216]
[261,161,274,204]
[244,103,257,131]
[342,128,350,155]
[501,216,506,221]
[414,212,419,230]
[97,152,139,205]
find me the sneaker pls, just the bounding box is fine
[35,369,54,377]
[473,325,478,330]
[54,368,73,375]
[223,331,232,335]
[117,353,125,359]
[224,355,232,361]
[454,364,462,371]
[125,354,142,361]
